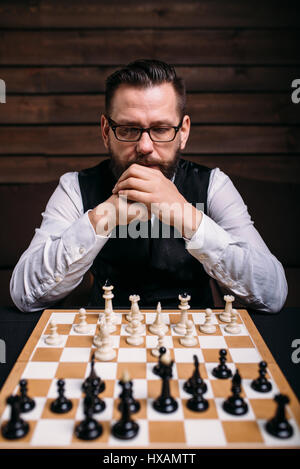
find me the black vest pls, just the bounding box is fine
[78,158,213,308]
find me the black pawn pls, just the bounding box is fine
[50,379,73,414]
[152,347,167,376]
[184,355,207,395]
[82,353,105,394]
[75,393,103,440]
[1,395,29,440]
[223,369,248,416]
[265,394,294,439]
[212,349,233,379]
[117,377,140,414]
[251,361,272,393]
[19,379,35,413]
[187,382,209,412]
[112,396,139,440]
[153,359,178,413]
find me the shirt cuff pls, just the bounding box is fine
[185,212,233,266]
[61,211,110,264]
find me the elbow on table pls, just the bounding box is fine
[9,272,39,313]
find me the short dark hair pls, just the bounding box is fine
[105,59,186,118]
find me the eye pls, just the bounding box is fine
[118,126,139,137]
[152,127,171,134]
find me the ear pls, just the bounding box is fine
[179,115,190,151]
[101,114,110,149]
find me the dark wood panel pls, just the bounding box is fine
[0,155,299,184]
[0,125,299,155]
[0,93,298,124]
[0,0,298,28]
[0,30,299,65]
[2,66,300,93]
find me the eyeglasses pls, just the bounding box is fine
[106,116,183,142]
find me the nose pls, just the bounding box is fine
[136,130,154,154]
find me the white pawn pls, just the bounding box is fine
[224,309,241,334]
[151,330,168,357]
[94,321,116,361]
[200,308,216,334]
[149,302,168,335]
[45,320,63,346]
[126,319,144,346]
[74,308,93,334]
[219,295,235,323]
[180,320,198,347]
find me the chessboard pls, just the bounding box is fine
[0,306,299,449]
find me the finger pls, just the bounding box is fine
[116,163,158,184]
[118,189,151,204]
[113,177,152,194]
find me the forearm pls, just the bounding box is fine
[10,212,109,312]
[186,213,288,313]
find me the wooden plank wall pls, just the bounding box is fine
[0,0,299,306]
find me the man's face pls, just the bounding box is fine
[101,83,190,180]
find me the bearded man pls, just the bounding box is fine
[10,59,287,312]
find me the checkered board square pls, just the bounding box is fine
[0,308,299,449]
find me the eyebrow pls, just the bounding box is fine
[115,119,175,126]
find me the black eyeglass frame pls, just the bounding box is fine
[106,116,184,142]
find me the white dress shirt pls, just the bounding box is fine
[10,167,288,313]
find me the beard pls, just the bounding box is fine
[108,141,181,181]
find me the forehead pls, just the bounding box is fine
[110,83,179,123]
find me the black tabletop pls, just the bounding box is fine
[0,305,299,401]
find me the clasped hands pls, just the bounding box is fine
[89,164,202,239]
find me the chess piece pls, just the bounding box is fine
[179,320,198,347]
[19,379,35,413]
[117,370,140,414]
[102,279,117,325]
[184,355,207,395]
[50,379,73,413]
[219,295,235,323]
[199,308,216,334]
[1,395,29,440]
[75,392,103,440]
[224,309,241,334]
[104,306,117,334]
[212,349,233,379]
[126,319,144,346]
[265,394,294,439]
[126,294,144,323]
[82,353,105,394]
[153,353,178,413]
[93,315,105,347]
[94,321,116,361]
[151,330,168,357]
[148,302,168,335]
[88,377,106,414]
[44,320,63,346]
[251,361,272,393]
[187,381,209,412]
[74,308,93,334]
[152,346,168,375]
[112,393,139,440]
[222,369,248,416]
[174,292,190,335]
